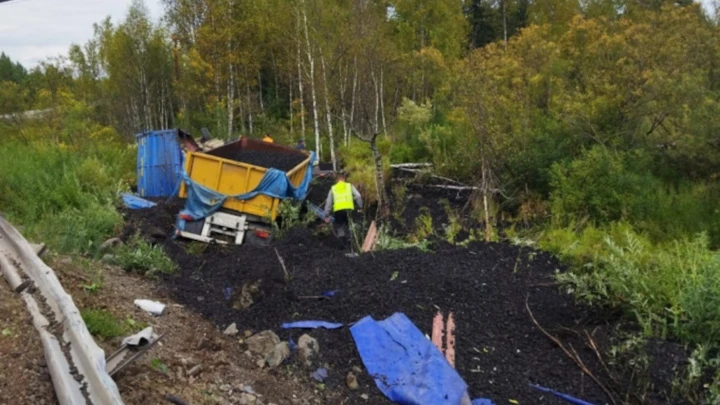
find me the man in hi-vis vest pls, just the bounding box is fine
[323,172,363,247]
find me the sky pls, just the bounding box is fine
[0,0,716,68]
[0,0,164,68]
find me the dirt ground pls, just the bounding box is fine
[0,279,55,405]
[1,252,330,405]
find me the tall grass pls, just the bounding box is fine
[549,229,720,344]
[0,140,134,255]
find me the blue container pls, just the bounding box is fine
[136,129,184,198]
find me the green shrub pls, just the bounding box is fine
[441,199,462,244]
[411,207,433,242]
[549,146,720,246]
[554,229,720,345]
[391,184,408,224]
[550,146,657,224]
[115,236,177,275]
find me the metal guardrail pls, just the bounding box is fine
[0,217,124,405]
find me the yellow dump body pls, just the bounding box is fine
[179,137,311,221]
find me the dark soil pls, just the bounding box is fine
[209,149,307,171]
[305,177,335,206]
[123,203,616,404]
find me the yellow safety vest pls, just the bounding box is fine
[332,181,354,212]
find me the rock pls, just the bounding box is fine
[100,237,123,252]
[297,334,319,366]
[351,365,363,374]
[238,393,257,405]
[265,342,291,368]
[360,394,369,401]
[231,280,263,310]
[197,296,204,302]
[57,256,72,266]
[256,358,265,369]
[219,384,232,392]
[187,364,202,377]
[246,330,280,356]
[101,254,115,263]
[346,372,359,390]
[223,323,239,336]
[244,330,253,338]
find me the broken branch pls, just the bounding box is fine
[525,296,617,405]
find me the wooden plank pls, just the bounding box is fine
[362,221,378,252]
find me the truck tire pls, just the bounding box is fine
[244,228,273,247]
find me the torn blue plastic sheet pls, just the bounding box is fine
[322,290,337,297]
[281,321,343,329]
[472,400,496,405]
[350,313,477,405]
[177,152,315,227]
[530,384,595,405]
[122,193,157,209]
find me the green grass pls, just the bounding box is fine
[0,139,134,256]
[81,308,128,339]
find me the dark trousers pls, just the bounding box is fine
[332,209,353,249]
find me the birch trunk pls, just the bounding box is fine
[502,0,508,50]
[258,70,264,112]
[482,160,493,242]
[349,58,357,146]
[289,72,294,134]
[380,68,387,136]
[339,63,348,145]
[320,54,337,171]
[371,70,379,133]
[214,70,221,135]
[370,134,389,220]
[295,12,306,137]
[302,6,321,159]
[246,77,253,135]
[227,61,235,138]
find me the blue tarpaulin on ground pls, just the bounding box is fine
[178,152,315,225]
[122,193,158,209]
[350,313,483,405]
[281,321,344,329]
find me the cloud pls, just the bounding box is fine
[0,0,163,67]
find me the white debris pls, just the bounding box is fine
[134,299,166,316]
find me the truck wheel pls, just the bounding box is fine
[244,228,273,247]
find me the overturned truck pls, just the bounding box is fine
[177,137,312,245]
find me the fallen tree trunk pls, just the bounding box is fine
[420,184,478,191]
[390,163,433,169]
